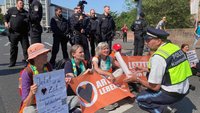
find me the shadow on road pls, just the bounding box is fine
[0,67,23,76]
[173,97,197,113]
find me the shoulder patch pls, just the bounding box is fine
[34,5,39,12]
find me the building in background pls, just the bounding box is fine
[1,0,73,31]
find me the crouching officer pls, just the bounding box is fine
[49,7,70,67]
[125,27,192,113]
[4,0,30,67]
[28,0,43,44]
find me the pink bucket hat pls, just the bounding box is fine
[27,43,51,60]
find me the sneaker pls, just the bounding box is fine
[8,63,15,67]
[163,106,177,113]
[72,108,81,113]
[104,103,119,111]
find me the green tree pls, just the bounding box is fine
[124,0,192,28]
[0,8,3,25]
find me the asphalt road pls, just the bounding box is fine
[0,33,200,113]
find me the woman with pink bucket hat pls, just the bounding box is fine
[19,43,53,113]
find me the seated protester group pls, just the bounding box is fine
[92,42,120,111]
[20,43,52,113]
[64,44,92,113]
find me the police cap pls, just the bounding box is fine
[145,27,169,40]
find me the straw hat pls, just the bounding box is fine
[27,43,51,60]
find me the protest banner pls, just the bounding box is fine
[34,69,68,113]
[122,56,150,81]
[186,50,199,66]
[69,72,134,113]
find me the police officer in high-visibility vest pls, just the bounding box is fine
[125,27,192,113]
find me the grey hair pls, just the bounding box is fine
[95,42,109,57]
[70,44,83,58]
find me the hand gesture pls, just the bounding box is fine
[65,74,74,84]
[30,84,37,95]
[134,66,149,73]
[124,73,138,83]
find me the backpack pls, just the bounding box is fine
[18,63,52,113]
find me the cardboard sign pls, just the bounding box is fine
[34,69,68,113]
[69,72,134,113]
[186,50,199,66]
[122,56,150,81]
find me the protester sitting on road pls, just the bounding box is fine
[92,42,120,111]
[20,43,52,113]
[125,27,192,113]
[181,43,189,53]
[181,43,200,78]
[64,44,92,113]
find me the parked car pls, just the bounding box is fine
[0,25,8,36]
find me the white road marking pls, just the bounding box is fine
[3,53,9,56]
[44,42,52,47]
[4,42,10,46]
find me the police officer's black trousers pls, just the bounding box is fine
[30,34,41,44]
[30,26,42,44]
[74,34,90,61]
[101,36,113,53]
[136,89,186,113]
[9,32,29,65]
[134,34,144,56]
[50,35,69,66]
[89,33,99,57]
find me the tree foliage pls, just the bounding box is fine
[114,0,192,29]
[0,8,3,25]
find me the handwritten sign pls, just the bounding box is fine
[186,50,199,66]
[34,69,68,113]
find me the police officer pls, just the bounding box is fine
[4,0,29,67]
[87,9,100,56]
[125,27,192,113]
[49,7,70,67]
[70,3,90,60]
[131,12,147,56]
[99,5,116,51]
[28,0,43,44]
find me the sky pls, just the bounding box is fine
[0,0,128,14]
[51,0,128,14]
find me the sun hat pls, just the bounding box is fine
[112,43,122,51]
[27,43,51,60]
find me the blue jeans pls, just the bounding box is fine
[136,89,186,113]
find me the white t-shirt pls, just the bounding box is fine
[148,54,189,94]
[92,56,112,71]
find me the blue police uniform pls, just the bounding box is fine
[49,14,70,66]
[29,0,43,44]
[4,7,30,67]
[131,12,147,56]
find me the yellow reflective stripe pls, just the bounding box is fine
[168,60,192,84]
